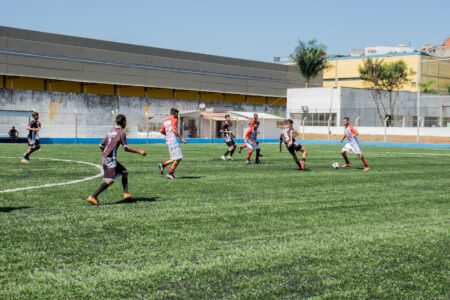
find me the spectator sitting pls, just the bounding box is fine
[9,126,19,143]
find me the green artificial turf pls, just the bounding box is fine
[0,143,449,299]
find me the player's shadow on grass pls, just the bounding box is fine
[0,206,31,213]
[292,168,312,172]
[105,197,160,205]
[176,176,204,180]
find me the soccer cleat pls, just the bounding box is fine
[255,160,262,164]
[227,156,233,161]
[166,173,176,180]
[245,159,251,164]
[300,161,305,170]
[158,163,164,175]
[363,167,370,172]
[87,196,99,205]
[21,157,29,164]
[123,193,134,200]
[238,147,242,154]
[220,155,226,161]
[343,164,352,168]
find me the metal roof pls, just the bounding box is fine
[229,111,284,120]
[0,26,322,97]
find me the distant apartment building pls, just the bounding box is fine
[324,52,421,92]
[421,37,450,58]
[325,40,450,93]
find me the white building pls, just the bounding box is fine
[364,45,414,56]
[286,87,450,138]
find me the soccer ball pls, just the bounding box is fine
[332,162,340,169]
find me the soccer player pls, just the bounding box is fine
[87,114,147,205]
[158,108,187,179]
[280,119,308,170]
[238,113,260,154]
[21,112,41,163]
[244,120,261,164]
[340,117,370,171]
[220,114,237,160]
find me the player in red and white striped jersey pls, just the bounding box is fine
[158,108,187,179]
[244,120,262,164]
[340,117,369,171]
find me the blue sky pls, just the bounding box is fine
[1,0,449,62]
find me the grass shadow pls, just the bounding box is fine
[0,206,31,213]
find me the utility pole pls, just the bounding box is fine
[416,56,421,143]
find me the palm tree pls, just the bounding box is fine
[290,39,328,88]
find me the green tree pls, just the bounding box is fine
[419,80,436,94]
[291,39,328,88]
[359,58,415,125]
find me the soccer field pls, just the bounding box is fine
[0,143,449,299]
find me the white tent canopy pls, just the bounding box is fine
[228,111,284,120]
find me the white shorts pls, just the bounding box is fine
[245,141,259,150]
[168,143,183,160]
[343,141,362,155]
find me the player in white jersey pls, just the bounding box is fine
[340,117,369,171]
[158,108,187,179]
[279,119,308,170]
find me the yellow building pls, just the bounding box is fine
[323,53,450,93]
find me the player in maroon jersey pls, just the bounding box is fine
[87,114,146,205]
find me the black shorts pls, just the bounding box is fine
[226,140,235,147]
[287,143,302,154]
[28,138,41,149]
[103,158,128,181]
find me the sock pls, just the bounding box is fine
[169,167,175,174]
[230,148,236,156]
[24,149,33,159]
[295,159,302,168]
[362,159,368,168]
[224,150,230,156]
[247,150,253,159]
[343,154,350,164]
[92,182,109,198]
[256,149,261,161]
[122,176,128,193]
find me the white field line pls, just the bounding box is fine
[0,157,103,193]
[368,152,450,158]
[313,149,450,157]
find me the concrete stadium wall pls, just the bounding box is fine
[0,89,285,138]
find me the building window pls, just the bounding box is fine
[289,113,337,126]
